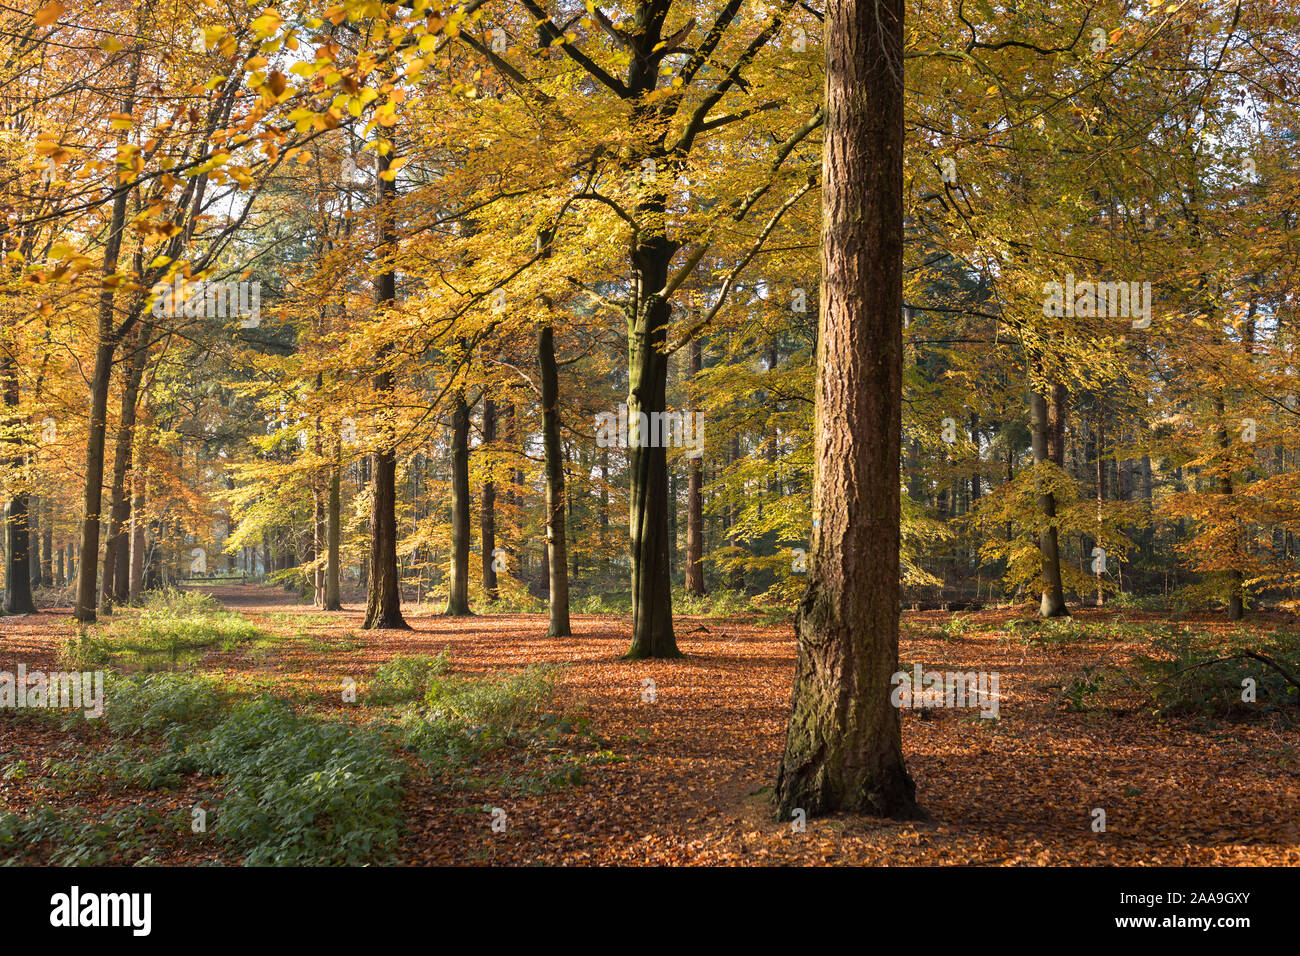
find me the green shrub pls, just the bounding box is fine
[395,665,558,767]
[367,652,450,704]
[196,698,405,865]
[924,613,973,642]
[1135,629,1300,718]
[0,804,175,866]
[1061,665,1111,712]
[674,588,752,617]
[570,591,632,615]
[62,589,269,671]
[102,672,223,738]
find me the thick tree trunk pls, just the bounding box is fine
[620,24,680,657]
[363,150,409,630]
[624,234,679,658]
[481,396,498,601]
[3,497,35,614]
[1030,384,1069,617]
[364,441,407,628]
[444,392,473,616]
[775,0,920,820]
[539,321,571,636]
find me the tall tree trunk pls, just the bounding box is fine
[685,336,706,596]
[0,293,24,612]
[28,498,41,588]
[444,392,473,616]
[727,434,744,591]
[600,447,610,579]
[363,149,409,630]
[3,497,35,614]
[102,320,151,612]
[74,22,149,623]
[1030,382,1069,617]
[1217,397,1244,620]
[481,396,498,601]
[324,450,341,610]
[310,480,323,607]
[39,497,52,589]
[623,230,679,658]
[621,19,681,658]
[775,0,920,820]
[539,320,571,636]
[1095,414,1106,607]
[128,463,146,604]
[504,402,523,575]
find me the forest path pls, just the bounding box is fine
[184,583,303,608]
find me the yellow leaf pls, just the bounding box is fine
[34,2,65,28]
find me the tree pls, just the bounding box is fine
[364,149,410,631]
[775,0,920,819]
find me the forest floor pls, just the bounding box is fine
[2,585,1298,866]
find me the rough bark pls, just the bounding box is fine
[775,0,920,820]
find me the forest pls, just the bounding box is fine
[0,0,1298,880]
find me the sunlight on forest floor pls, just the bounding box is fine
[2,585,1297,865]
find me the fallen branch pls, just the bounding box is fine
[1159,651,1300,694]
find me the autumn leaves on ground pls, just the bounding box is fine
[2,585,1296,866]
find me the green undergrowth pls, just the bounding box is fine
[61,589,275,671]
[2,641,600,864]
[363,655,614,789]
